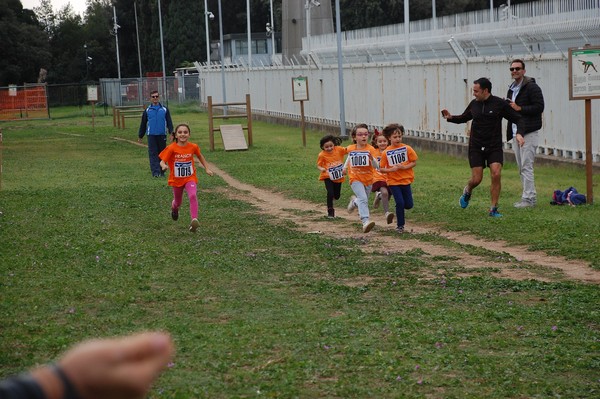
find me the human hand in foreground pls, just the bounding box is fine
[33,332,174,399]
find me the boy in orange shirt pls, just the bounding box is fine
[379,123,418,233]
[159,123,213,232]
[317,135,347,218]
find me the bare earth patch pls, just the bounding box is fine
[209,163,600,285]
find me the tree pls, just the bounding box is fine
[0,0,51,85]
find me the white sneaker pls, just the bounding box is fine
[373,192,382,209]
[385,212,395,224]
[362,220,375,233]
[189,218,200,232]
[514,199,535,208]
[347,195,357,214]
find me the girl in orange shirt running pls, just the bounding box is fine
[371,131,395,225]
[317,135,347,218]
[379,123,418,234]
[159,123,214,232]
[343,123,379,233]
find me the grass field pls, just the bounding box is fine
[0,105,599,398]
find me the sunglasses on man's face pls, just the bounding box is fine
[151,95,159,98]
[509,67,522,72]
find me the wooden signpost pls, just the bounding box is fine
[568,45,600,204]
[292,76,309,147]
[87,85,99,131]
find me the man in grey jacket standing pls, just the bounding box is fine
[506,59,545,208]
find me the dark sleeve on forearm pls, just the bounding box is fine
[503,103,525,134]
[138,111,148,138]
[448,106,472,124]
[0,374,46,399]
[165,109,174,133]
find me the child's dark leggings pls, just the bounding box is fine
[389,184,414,228]
[324,179,342,209]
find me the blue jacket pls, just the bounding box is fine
[138,103,173,138]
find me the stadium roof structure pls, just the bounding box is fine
[302,0,600,66]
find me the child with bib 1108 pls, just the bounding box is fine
[159,123,214,232]
[316,135,347,218]
[379,123,418,234]
[344,124,380,233]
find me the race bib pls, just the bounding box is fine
[174,161,193,178]
[386,148,408,166]
[328,164,344,180]
[349,151,370,167]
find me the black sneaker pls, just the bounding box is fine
[327,208,335,218]
[171,208,179,221]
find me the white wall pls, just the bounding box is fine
[200,55,600,162]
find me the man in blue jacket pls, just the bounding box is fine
[138,90,173,177]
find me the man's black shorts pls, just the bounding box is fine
[468,145,503,168]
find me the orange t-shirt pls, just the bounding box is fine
[317,146,347,182]
[372,147,387,183]
[345,144,378,186]
[380,144,418,186]
[159,142,202,187]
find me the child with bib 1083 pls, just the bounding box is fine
[343,124,380,233]
[379,123,418,234]
[317,135,347,218]
[159,123,214,232]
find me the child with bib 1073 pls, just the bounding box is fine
[317,135,347,218]
[379,123,418,234]
[159,123,214,233]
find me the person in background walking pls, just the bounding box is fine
[138,90,173,178]
[506,59,545,208]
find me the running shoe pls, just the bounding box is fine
[373,192,382,209]
[362,220,375,233]
[189,218,200,232]
[396,226,405,234]
[385,212,395,224]
[347,195,357,214]
[459,187,472,209]
[488,207,502,218]
[171,208,179,221]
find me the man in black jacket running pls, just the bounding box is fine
[442,77,524,217]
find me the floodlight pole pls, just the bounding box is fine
[335,0,346,138]
[204,0,210,64]
[269,0,275,62]
[218,0,227,115]
[112,5,121,81]
[158,0,168,103]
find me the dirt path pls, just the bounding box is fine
[114,137,599,284]
[208,163,600,285]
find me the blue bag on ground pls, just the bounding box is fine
[551,187,586,206]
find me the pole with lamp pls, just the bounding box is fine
[218,0,227,115]
[157,0,168,104]
[305,0,321,56]
[204,0,214,64]
[268,0,275,63]
[111,3,122,104]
